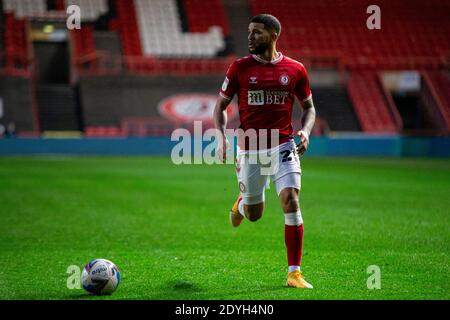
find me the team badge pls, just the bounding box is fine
[239,182,246,192]
[279,74,290,86]
[249,76,258,84]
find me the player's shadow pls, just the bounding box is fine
[212,285,289,299]
[166,280,205,297]
[170,280,203,293]
[147,282,288,299]
[144,280,205,299]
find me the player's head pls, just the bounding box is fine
[248,14,281,54]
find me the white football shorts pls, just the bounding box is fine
[235,139,301,205]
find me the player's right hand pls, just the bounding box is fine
[217,136,230,163]
[296,130,310,156]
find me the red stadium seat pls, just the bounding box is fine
[115,0,142,57]
[184,0,230,36]
[2,13,31,76]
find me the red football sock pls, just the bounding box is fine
[285,224,304,268]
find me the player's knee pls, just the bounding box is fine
[244,204,264,222]
[282,191,299,213]
[247,212,262,222]
[247,213,262,222]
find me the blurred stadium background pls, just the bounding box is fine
[0,0,448,156]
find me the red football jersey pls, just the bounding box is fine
[220,53,312,149]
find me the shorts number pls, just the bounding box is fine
[281,150,292,163]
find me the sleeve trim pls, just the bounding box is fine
[302,94,312,102]
[219,92,232,100]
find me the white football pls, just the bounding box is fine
[81,258,120,295]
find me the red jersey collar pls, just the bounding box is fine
[252,52,284,64]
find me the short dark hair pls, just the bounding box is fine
[250,14,281,35]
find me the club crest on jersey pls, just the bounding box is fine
[249,76,258,84]
[279,74,290,86]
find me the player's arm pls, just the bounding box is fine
[215,61,239,162]
[297,97,316,156]
[213,95,232,163]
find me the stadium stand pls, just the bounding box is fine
[1,0,449,136]
[183,0,230,36]
[69,24,121,77]
[421,71,450,132]
[2,0,108,21]
[117,0,233,74]
[64,0,109,22]
[249,0,450,133]
[71,25,96,63]
[115,0,142,57]
[347,71,401,133]
[249,0,450,70]
[2,0,46,18]
[85,125,122,137]
[135,0,225,57]
[312,86,360,132]
[2,12,30,76]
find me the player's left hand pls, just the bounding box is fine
[296,130,309,156]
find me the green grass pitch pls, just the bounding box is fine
[0,156,449,300]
